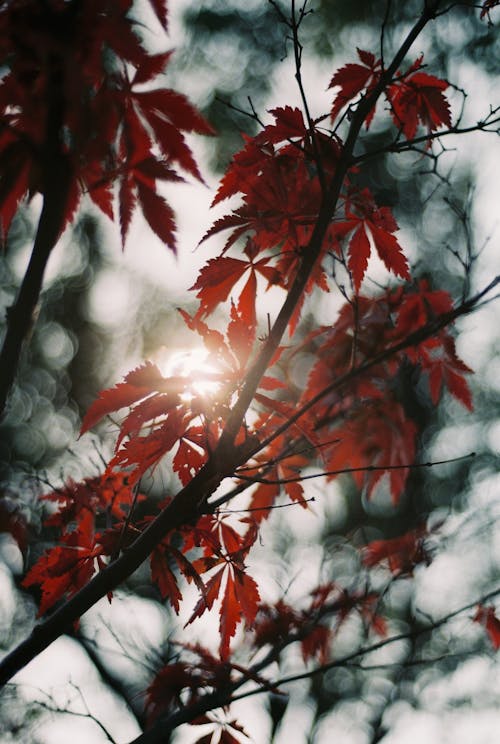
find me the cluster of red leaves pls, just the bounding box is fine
[16,20,498,742]
[80,308,257,485]
[22,472,141,614]
[0,0,212,248]
[196,106,410,328]
[197,107,333,330]
[240,430,310,525]
[329,50,451,140]
[147,514,262,661]
[239,281,472,518]
[296,280,472,503]
[22,471,261,661]
[146,645,254,743]
[254,583,386,665]
[145,645,233,721]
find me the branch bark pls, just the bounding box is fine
[0,53,72,420]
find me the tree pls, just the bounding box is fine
[0,1,499,742]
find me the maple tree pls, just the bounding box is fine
[0,0,499,742]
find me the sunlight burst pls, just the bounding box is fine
[155,346,222,401]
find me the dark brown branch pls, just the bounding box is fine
[234,452,476,485]
[353,108,500,165]
[0,55,73,421]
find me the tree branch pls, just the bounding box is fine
[0,54,72,421]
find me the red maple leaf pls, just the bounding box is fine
[254,105,307,145]
[363,526,430,575]
[328,48,382,126]
[388,60,451,139]
[184,517,260,659]
[300,625,332,664]
[190,236,280,330]
[80,362,175,434]
[146,662,203,720]
[150,546,183,614]
[391,281,473,410]
[332,189,409,291]
[22,516,101,616]
[323,399,417,504]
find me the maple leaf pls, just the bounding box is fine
[173,429,208,486]
[254,600,301,648]
[426,336,473,411]
[329,48,382,126]
[363,526,430,575]
[332,190,409,291]
[203,110,322,259]
[136,181,177,252]
[146,662,203,720]
[254,106,307,145]
[191,257,252,318]
[391,281,473,410]
[356,593,388,637]
[108,409,193,484]
[388,61,451,140]
[323,399,417,504]
[22,518,100,616]
[218,570,242,661]
[186,567,225,625]
[300,625,332,664]
[132,51,173,86]
[80,362,170,434]
[184,517,260,659]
